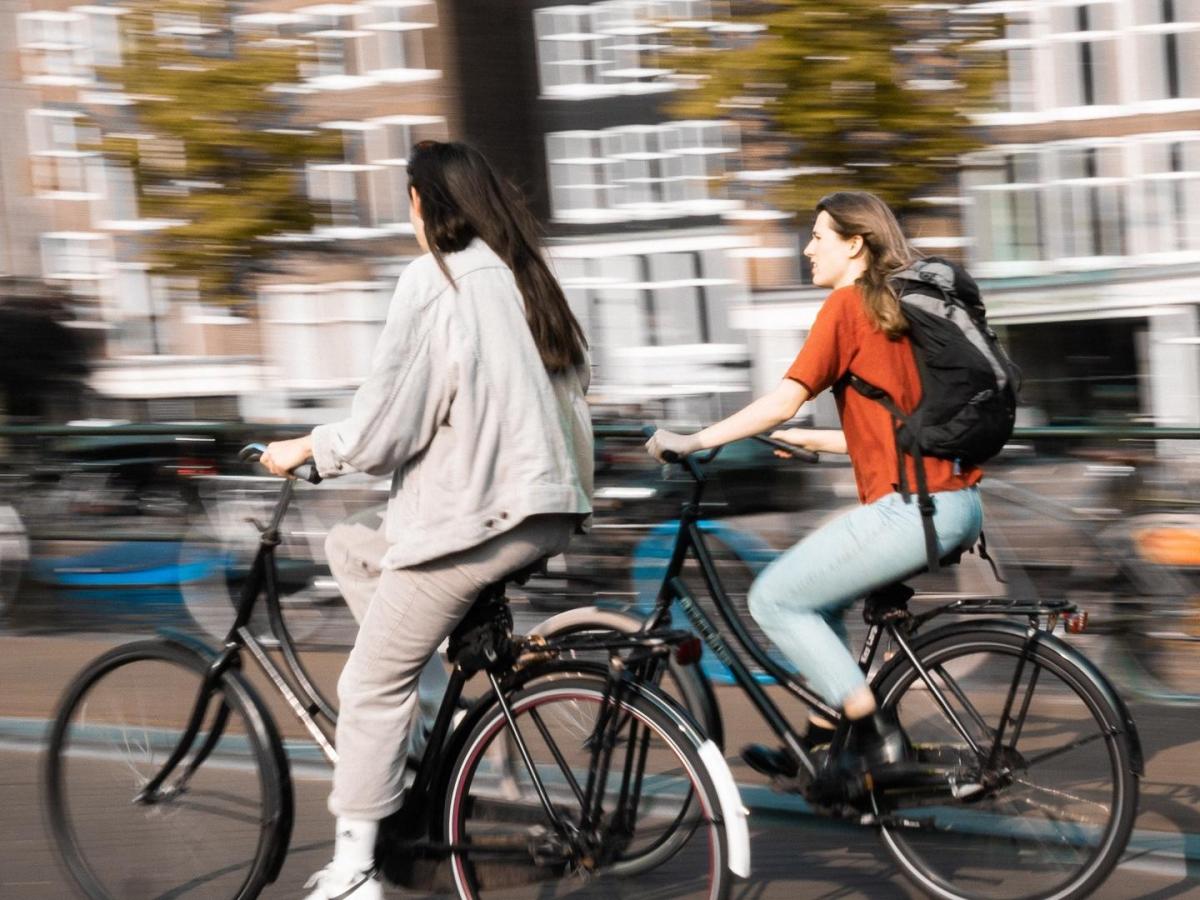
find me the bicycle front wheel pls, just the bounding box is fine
[873,626,1138,900]
[444,674,731,899]
[44,639,290,900]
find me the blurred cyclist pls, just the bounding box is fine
[262,140,593,899]
[647,191,984,786]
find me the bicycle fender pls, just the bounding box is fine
[872,618,1144,776]
[441,662,750,878]
[697,739,751,878]
[551,667,750,879]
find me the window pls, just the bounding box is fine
[534,1,730,100]
[550,238,743,364]
[27,109,101,198]
[546,121,739,222]
[360,0,437,72]
[310,115,447,230]
[17,11,92,85]
[296,4,370,78]
[1050,143,1127,259]
[1132,135,1200,254]
[982,15,1040,113]
[41,232,112,287]
[153,9,230,57]
[963,149,1045,264]
[307,163,375,227]
[79,5,126,68]
[362,114,447,226]
[1130,0,1200,102]
[1048,2,1122,107]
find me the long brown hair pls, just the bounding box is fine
[816,191,920,339]
[406,140,587,372]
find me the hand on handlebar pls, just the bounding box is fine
[260,435,316,479]
[644,428,702,464]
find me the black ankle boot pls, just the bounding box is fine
[844,708,916,785]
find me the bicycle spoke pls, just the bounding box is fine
[529,708,588,809]
[879,634,1134,900]
[1022,731,1108,769]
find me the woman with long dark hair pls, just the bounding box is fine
[261,140,593,899]
[647,191,984,786]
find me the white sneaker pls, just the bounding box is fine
[302,864,384,900]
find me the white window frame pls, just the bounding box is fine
[360,0,437,73]
[40,232,113,283]
[17,10,93,86]
[533,1,730,101]
[546,121,739,223]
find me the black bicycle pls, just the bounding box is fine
[535,430,1142,900]
[43,444,749,900]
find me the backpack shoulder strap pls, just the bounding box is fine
[844,374,942,572]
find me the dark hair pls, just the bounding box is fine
[406,141,587,373]
[815,191,921,339]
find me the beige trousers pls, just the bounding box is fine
[324,508,574,819]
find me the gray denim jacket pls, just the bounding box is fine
[311,239,593,569]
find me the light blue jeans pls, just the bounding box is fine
[747,486,984,708]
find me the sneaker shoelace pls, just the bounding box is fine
[304,864,378,900]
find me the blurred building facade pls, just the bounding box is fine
[963,0,1200,429]
[8,0,1193,430]
[0,0,457,421]
[1,0,801,424]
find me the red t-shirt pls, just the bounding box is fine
[785,285,982,505]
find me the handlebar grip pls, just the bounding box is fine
[661,449,682,464]
[238,441,323,484]
[299,465,323,485]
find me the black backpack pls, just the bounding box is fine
[844,258,1019,571]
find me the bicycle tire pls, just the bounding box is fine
[44,638,292,900]
[443,673,733,899]
[872,624,1138,900]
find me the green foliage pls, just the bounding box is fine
[665,1,1004,216]
[92,0,341,303]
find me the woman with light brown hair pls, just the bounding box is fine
[647,191,984,785]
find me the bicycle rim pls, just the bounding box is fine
[445,677,729,899]
[45,641,284,900]
[875,634,1136,900]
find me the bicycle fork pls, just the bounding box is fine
[134,649,236,804]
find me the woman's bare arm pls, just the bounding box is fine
[646,380,810,460]
[769,428,848,455]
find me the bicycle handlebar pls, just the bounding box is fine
[239,442,323,485]
[641,426,820,467]
[750,434,820,465]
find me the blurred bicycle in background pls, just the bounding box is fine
[3,422,1199,711]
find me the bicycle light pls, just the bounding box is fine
[675,636,703,666]
[1064,610,1089,634]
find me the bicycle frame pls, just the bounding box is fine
[640,451,1073,784]
[146,467,695,873]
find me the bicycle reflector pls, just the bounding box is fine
[1064,610,1089,634]
[674,636,703,666]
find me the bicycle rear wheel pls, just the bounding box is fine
[872,627,1138,900]
[44,639,290,900]
[444,674,732,899]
